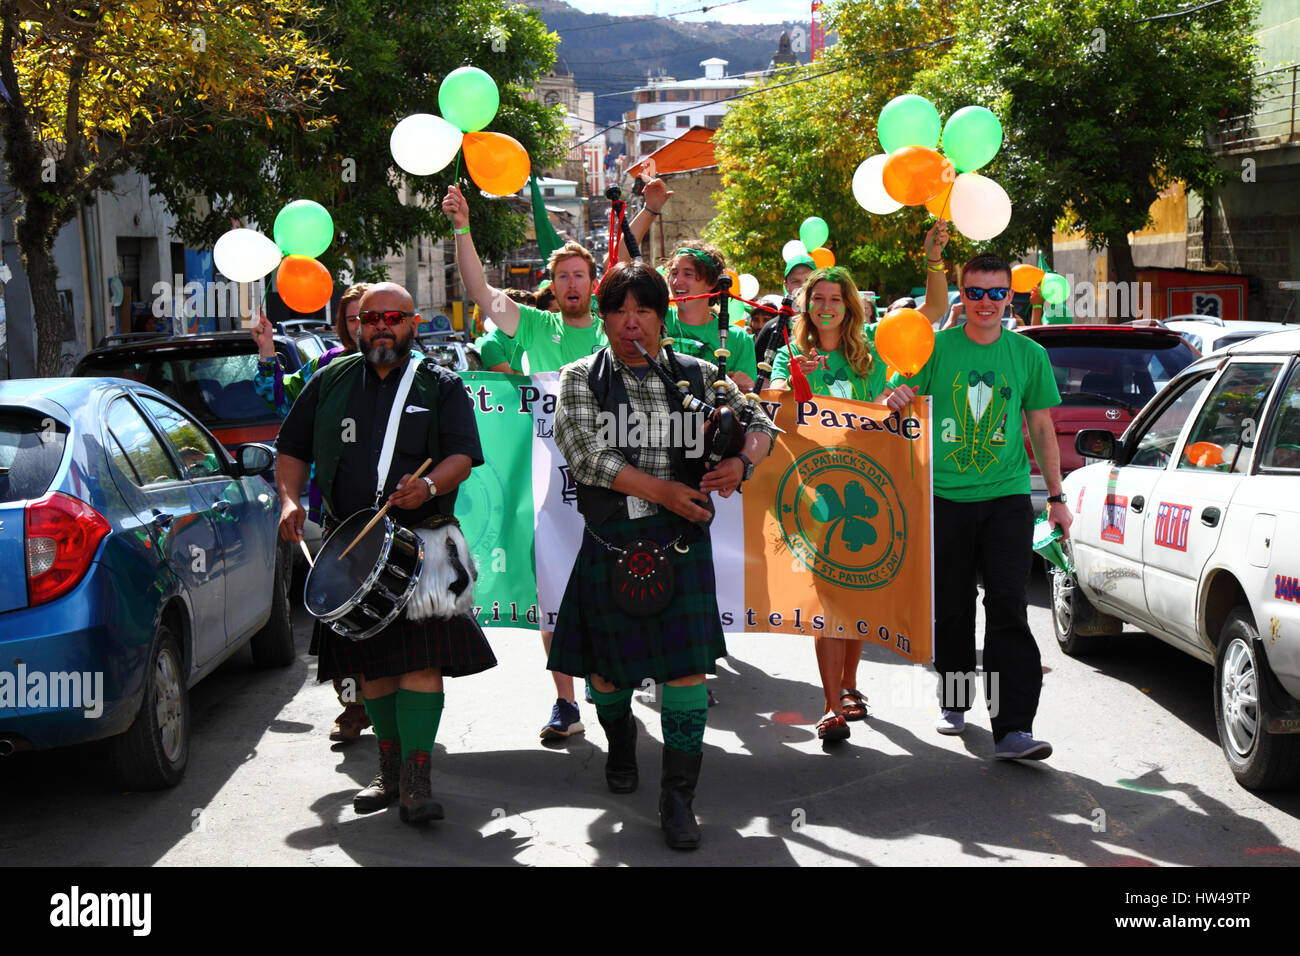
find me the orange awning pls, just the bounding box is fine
[627,127,716,178]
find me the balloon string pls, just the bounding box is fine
[454,148,462,184]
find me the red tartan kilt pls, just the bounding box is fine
[313,613,497,682]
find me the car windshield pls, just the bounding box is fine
[1039,334,1199,411]
[0,411,67,503]
[77,351,279,427]
[1214,330,1268,351]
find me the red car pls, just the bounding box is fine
[1018,324,1200,511]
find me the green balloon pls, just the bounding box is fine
[798,216,829,253]
[727,296,746,324]
[1041,272,1070,305]
[272,200,334,258]
[439,66,500,133]
[877,94,942,154]
[942,106,1003,173]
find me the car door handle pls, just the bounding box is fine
[212,499,231,515]
[1131,495,1145,514]
[1202,506,1221,527]
[151,510,172,529]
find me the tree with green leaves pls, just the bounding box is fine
[0,0,337,376]
[915,0,1262,282]
[707,0,962,298]
[141,0,566,282]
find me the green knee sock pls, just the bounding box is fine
[592,686,633,723]
[362,692,399,743]
[396,689,445,759]
[661,683,708,755]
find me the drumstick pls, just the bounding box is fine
[336,457,434,560]
[298,538,315,569]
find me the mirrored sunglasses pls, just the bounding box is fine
[963,287,1010,302]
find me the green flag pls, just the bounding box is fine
[530,174,565,262]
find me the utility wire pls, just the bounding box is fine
[553,0,762,33]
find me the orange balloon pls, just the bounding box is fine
[463,131,531,196]
[276,255,333,313]
[1011,263,1045,293]
[1185,441,1225,467]
[810,246,835,269]
[925,182,954,219]
[882,147,954,206]
[724,268,740,291]
[873,307,934,377]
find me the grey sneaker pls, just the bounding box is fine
[994,731,1052,760]
[935,709,966,735]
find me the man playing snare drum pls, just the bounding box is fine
[276,282,495,826]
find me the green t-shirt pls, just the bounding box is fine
[514,303,607,373]
[663,306,758,382]
[475,326,519,370]
[890,326,1060,501]
[770,332,887,402]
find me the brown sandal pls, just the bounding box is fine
[839,689,869,722]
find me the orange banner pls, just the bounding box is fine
[743,393,933,664]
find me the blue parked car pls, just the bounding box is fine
[0,378,292,789]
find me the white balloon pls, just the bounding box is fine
[213,229,282,283]
[738,273,760,301]
[948,173,1012,241]
[390,113,463,176]
[852,154,903,215]
[782,239,808,263]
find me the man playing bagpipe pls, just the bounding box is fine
[548,260,776,850]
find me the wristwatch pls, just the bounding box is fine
[1046,493,1067,504]
[423,476,438,499]
[738,454,755,482]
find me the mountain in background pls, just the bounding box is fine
[525,0,807,127]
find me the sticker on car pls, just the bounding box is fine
[1101,494,1127,544]
[1153,502,1192,551]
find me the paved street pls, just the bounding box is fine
[2,569,1298,867]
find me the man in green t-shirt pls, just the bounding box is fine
[444,184,608,744]
[888,252,1073,762]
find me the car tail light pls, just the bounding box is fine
[25,492,111,606]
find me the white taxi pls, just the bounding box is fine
[1055,329,1300,791]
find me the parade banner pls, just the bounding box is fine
[741,392,933,665]
[455,372,934,665]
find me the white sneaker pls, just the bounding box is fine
[935,709,966,735]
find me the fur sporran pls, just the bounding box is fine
[406,520,477,620]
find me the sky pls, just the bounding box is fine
[561,0,814,27]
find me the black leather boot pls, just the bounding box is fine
[399,750,445,824]
[353,737,401,814]
[599,709,638,793]
[658,746,703,850]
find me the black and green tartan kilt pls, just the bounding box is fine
[313,613,497,683]
[547,511,727,689]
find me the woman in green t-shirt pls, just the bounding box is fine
[769,266,898,744]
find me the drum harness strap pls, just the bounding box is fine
[371,354,421,508]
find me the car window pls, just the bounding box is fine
[1180,332,1204,353]
[80,351,279,427]
[294,336,324,363]
[1039,335,1198,411]
[138,396,225,479]
[1214,331,1265,351]
[105,397,181,486]
[1130,375,1213,468]
[0,412,67,503]
[1178,361,1282,474]
[1260,364,1300,471]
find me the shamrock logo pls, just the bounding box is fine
[999,386,1012,400]
[809,480,878,554]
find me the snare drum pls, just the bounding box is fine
[304,509,424,641]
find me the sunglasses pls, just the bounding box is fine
[963,287,1010,302]
[358,310,414,327]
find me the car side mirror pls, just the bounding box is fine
[235,442,275,476]
[1075,429,1116,460]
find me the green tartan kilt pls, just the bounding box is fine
[548,510,727,689]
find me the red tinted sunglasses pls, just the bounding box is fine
[358,310,414,327]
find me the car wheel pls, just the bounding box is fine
[109,624,189,790]
[251,540,296,668]
[1051,565,1117,656]
[1214,608,1300,791]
